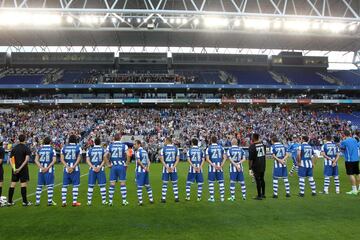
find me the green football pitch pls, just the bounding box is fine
[0,159,359,240]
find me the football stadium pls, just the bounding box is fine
[0,0,360,239]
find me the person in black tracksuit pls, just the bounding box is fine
[248,133,266,200]
[8,134,32,206]
[0,142,5,197]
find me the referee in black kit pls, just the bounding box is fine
[0,141,5,198]
[7,134,32,206]
[248,133,266,200]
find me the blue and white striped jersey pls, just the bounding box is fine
[106,141,128,165]
[321,142,339,166]
[206,144,225,172]
[227,145,245,172]
[160,144,179,173]
[271,142,287,168]
[135,147,149,173]
[297,142,314,168]
[187,146,204,173]
[87,145,105,170]
[61,143,82,172]
[38,145,56,173]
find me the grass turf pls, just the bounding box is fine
[0,158,359,240]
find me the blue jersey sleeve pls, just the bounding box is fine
[340,140,346,150]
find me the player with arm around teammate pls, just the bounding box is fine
[86,137,107,206]
[185,138,205,202]
[227,138,247,201]
[320,135,340,194]
[206,136,227,202]
[297,135,317,197]
[159,137,180,203]
[105,133,130,206]
[34,136,57,206]
[271,136,291,199]
[134,140,154,206]
[60,135,82,207]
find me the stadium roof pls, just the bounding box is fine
[0,0,360,52]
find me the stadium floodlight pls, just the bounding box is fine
[284,20,310,32]
[127,18,131,23]
[311,21,321,30]
[136,18,141,23]
[233,19,241,27]
[111,17,117,23]
[182,18,188,24]
[193,18,199,25]
[348,23,358,32]
[244,19,270,30]
[204,17,229,28]
[66,16,74,24]
[272,20,282,30]
[329,23,346,33]
[170,18,175,24]
[176,18,182,24]
[80,15,97,24]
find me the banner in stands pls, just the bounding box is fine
[205,99,221,103]
[267,99,297,103]
[123,98,139,103]
[297,99,311,104]
[1,100,23,104]
[311,99,339,104]
[236,99,252,103]
[252,99,267,104]
[173,99,189,103]
[57,99,73,104]
[139,99,174,103]
[222,98,237,103]
[1,98,360,105]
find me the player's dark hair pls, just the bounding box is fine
[271,136,278,143]
[18,134,26,143]
[344,130,351,137]
[135,139,142,146]
[191,138,198,146]
[69,135,77,144]
[43,136,51,145]
[114,133,121,141]
[252,133,259,142]
[94,138,101,145]
[325,135,332,141]
[211,136,217,144]
[302,135,309,142]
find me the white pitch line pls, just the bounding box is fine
[14,173,89,203]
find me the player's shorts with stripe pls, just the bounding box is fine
[136,172,150,186]
[345,161,359,175]
[230,171,245,182]
[187,172,204,183]
[109,165,127,182]
[38,172,54,186]
[162,172,178,182]
[11,167,29,183]
[63,170,80,187]
[273,167,288,178]
[298,166,313,177]
[88,170,106,187]
[324,165,339,177]
[208,171,224,182]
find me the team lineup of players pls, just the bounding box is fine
[3,129,360,207]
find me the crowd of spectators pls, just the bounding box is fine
[0,107,355,161]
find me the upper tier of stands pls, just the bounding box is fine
[0,67,359,86]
